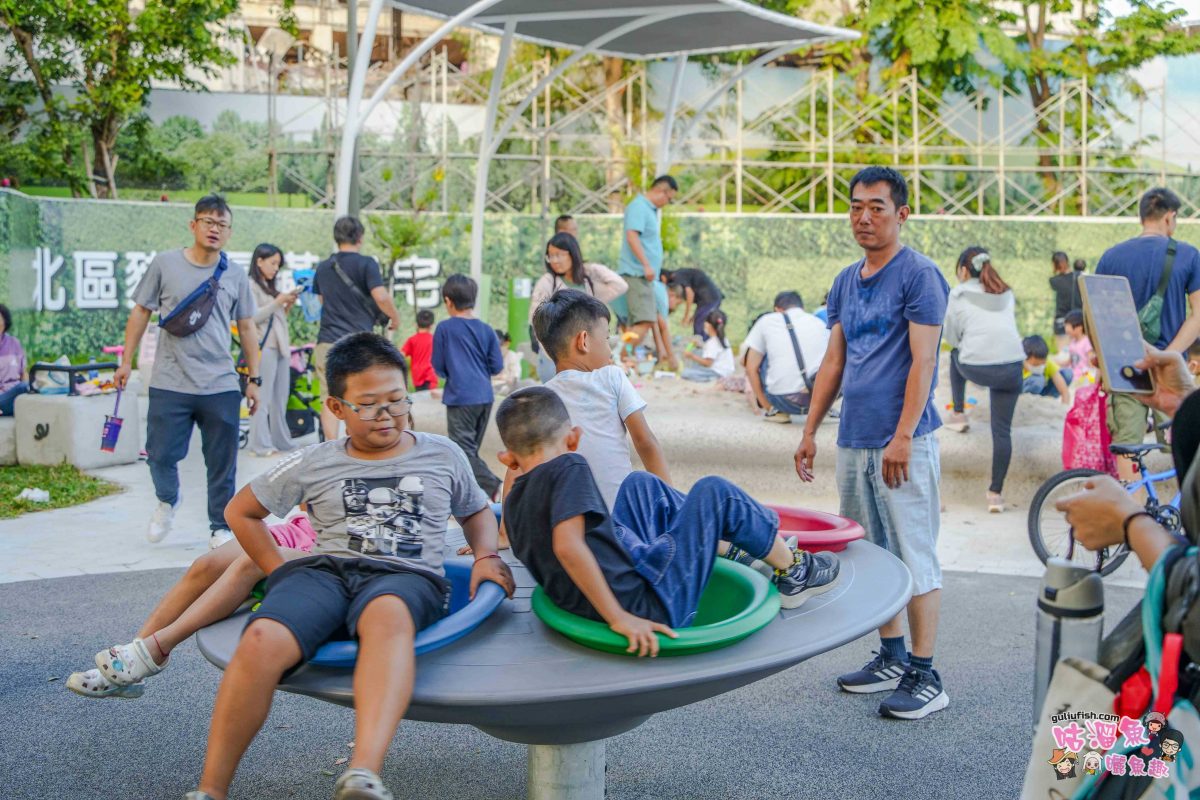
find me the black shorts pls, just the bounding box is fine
[248,555,450,663]
[1053,317,1066,336]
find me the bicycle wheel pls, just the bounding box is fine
[1028,468,1129,576]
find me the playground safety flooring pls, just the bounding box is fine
[0,390,1149,796]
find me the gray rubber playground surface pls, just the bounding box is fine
[1,568,1140,799]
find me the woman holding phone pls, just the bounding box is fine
[247,244,301,456]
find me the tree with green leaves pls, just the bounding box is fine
[0,0,300,198]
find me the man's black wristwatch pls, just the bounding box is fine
[247,376,263,387]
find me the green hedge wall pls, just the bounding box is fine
[2,189,1197,362]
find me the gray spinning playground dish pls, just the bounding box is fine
[197,539,911,745]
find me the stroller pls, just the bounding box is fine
[234,342,325,449]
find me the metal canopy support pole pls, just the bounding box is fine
[335,0,504,215]
[468,20,517,284]
[527,741,605,800]
[346,0,360,215]
[335,0,384,216]
[656,56,688,175]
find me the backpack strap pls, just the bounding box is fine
[781,311,814,393]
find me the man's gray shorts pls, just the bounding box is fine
[836,433,942,596]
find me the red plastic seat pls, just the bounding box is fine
[766,505,864,552]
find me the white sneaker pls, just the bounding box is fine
[147,495,181,543]
[96,638,167,686]
[209,527,235,550]
[334,768,393,799]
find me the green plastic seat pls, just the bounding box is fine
[531,558,781,657]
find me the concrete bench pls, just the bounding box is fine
[14,383,141,470]
[0,417,15,466]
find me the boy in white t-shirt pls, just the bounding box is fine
[533,289,671,510]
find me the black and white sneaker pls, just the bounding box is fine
[878,667,949,720]
[836,650,910,694]
[723,537,797,578]
[772,549,839,609]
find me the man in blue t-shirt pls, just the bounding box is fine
[616,175,677,367]
[1096,187,1200,479]
[795,166,951,721]
[432,274,504,498]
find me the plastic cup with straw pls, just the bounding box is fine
[100,390,123,453]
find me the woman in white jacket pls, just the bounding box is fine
[943,247,1025,513]
[529,231,628,381]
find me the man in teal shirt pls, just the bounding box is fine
[617,175,677,364]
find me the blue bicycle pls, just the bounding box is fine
[1028,443,1182,576]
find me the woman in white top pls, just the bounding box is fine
[247,244,301,456]
[530,232,627,381]
[682,309,735,382]
[943,246,1026,512]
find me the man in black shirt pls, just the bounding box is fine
[662,267,723,336]
[496,387,839,657]
[312,216,403,439]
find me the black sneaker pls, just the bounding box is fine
[723,537,796,578]
[878,667,949,720]
[772,549,839,609]
[836,650,910,694]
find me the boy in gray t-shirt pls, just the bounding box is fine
[190,333,513,800]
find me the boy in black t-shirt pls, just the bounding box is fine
[496,387,840,657]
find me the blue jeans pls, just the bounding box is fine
[0,381,29,416]
[1022,368,1073,398]
[681,365,719,382]
[611,473,780,628]
[146,388,242,530]
[759,356,810,415]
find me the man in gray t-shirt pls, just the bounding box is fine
[114,195,261,548]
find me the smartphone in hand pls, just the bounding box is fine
[1079,274,1153,394]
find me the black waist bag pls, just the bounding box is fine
[159,253,229,338]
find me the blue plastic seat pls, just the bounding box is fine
[308,559,506,667]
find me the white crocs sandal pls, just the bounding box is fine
[67,669,145,699]
[95,638,167,686]
[334,768,394,800]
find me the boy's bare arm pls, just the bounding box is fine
[459,506,515,598]
[224,486,285,575]
[552,515,675,656]
[626,410,672,485]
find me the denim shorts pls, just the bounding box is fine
[836,434,942,595]
[248,555,449,663]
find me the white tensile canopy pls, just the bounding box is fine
[334,0,860,278]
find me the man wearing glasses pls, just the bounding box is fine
[616,175,678,367]
[115,194,261,550]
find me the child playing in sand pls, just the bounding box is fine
[681,309,734,382]
[401,309,438,391]
[491,329,527,395]
[1022,335,1071,404]
[66,514,317,699]
[187,332,513,800]
[496,387,840,656]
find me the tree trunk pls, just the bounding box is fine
[603,56,624,211]
[93,120,120,200]
[1026,73,1059,201]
